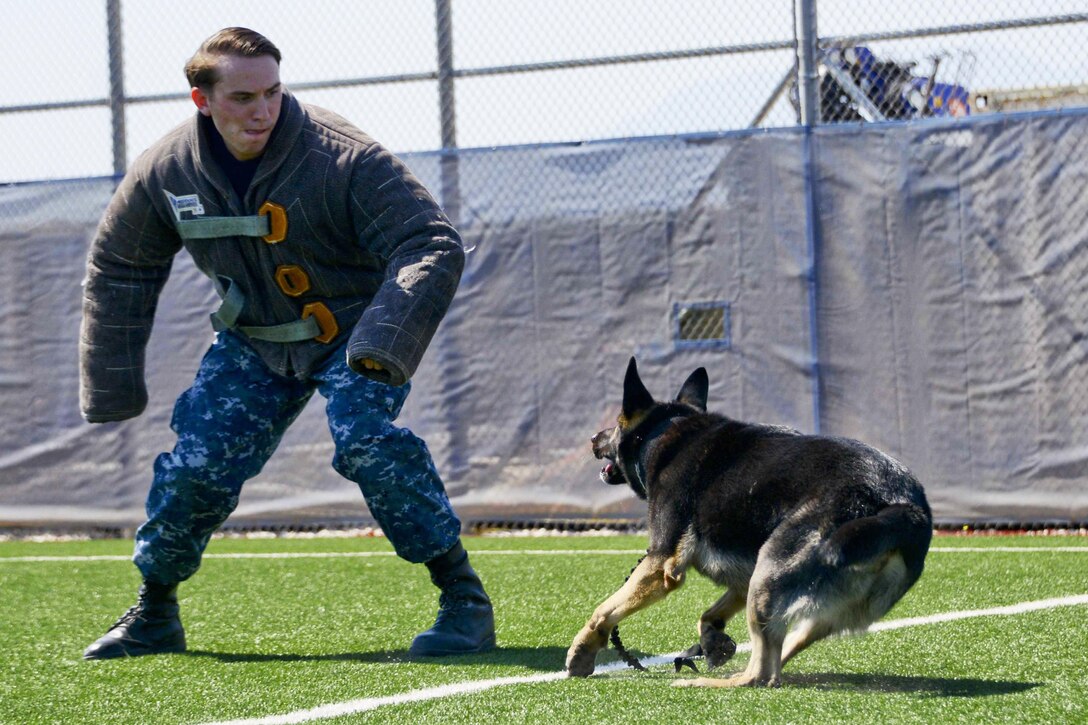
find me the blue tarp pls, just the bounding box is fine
[2,108,1086,527]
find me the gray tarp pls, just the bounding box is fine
[2,109,1086,528]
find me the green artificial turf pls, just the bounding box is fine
[1,534,1085,724]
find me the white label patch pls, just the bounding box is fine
[164,190,206,221]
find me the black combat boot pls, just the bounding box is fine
[409,540,496,656]
[83,582,186,660]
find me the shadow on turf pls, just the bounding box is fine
[783,672,1041,697]
[183,646,571,671]
[180,650,1044,695]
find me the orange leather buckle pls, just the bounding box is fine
[301,301,339,344]
[259,201,287,244]
[274,264,311,297]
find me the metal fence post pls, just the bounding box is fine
[796,0,823,434]
[435,0,461,226]
[107,0,126,176]
[795,0,819,126]
[432,0,472,482]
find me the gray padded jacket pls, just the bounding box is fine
[80,91,464,422]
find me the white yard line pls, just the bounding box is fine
[0,549,647,563]
[2,546,1087,563]
[202,652,705,725]
[928,547,1088,553]
[202,592,1088,725]
[0,550,644,561]
[869,594,1088,632]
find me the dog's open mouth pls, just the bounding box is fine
[600,461,626,485]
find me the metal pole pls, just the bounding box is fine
[434,0,461,226]
[749,66,795,128]
[795,0,819,126]
[432,0,471,481]
[796,0,823,434]
[106,0,127,176]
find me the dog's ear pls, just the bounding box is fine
[676,367,709,411]
[622,357,654,419]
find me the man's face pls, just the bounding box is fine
[191,53,282,161]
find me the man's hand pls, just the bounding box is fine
[347,351,403,385]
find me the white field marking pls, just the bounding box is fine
[0,549,647,563]
[929,547,1088,553]
[869,594,1088,632]
[201,651,727,725]
[2,546,1087,564]
[202,593,1088,725]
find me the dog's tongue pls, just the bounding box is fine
[603,463,615,476]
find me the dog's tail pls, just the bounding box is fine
[824,503,933,584]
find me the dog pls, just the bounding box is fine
[565,358,932,687]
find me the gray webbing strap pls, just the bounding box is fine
[210,278,245,331]
[177,214,271,240]
[210,278,321,343]
[239,317,321,343]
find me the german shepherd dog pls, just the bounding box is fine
[565,358,932,687]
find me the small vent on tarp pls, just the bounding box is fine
[674,301,731,349]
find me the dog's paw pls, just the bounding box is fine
[565,644,597,678]
[673,674,776,689]
[672,678,703,688]
[700,629,738,670]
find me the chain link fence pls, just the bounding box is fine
[1,0,1085,184]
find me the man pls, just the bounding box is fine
[80,27,493,660]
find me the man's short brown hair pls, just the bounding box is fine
[184,27,281,90]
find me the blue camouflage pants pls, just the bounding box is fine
[133,330,461,584]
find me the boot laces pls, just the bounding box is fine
[436,584,491,623]
[436,592,471,619]
[108,605,147,631]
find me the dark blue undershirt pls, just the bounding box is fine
[203,115,264,201]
